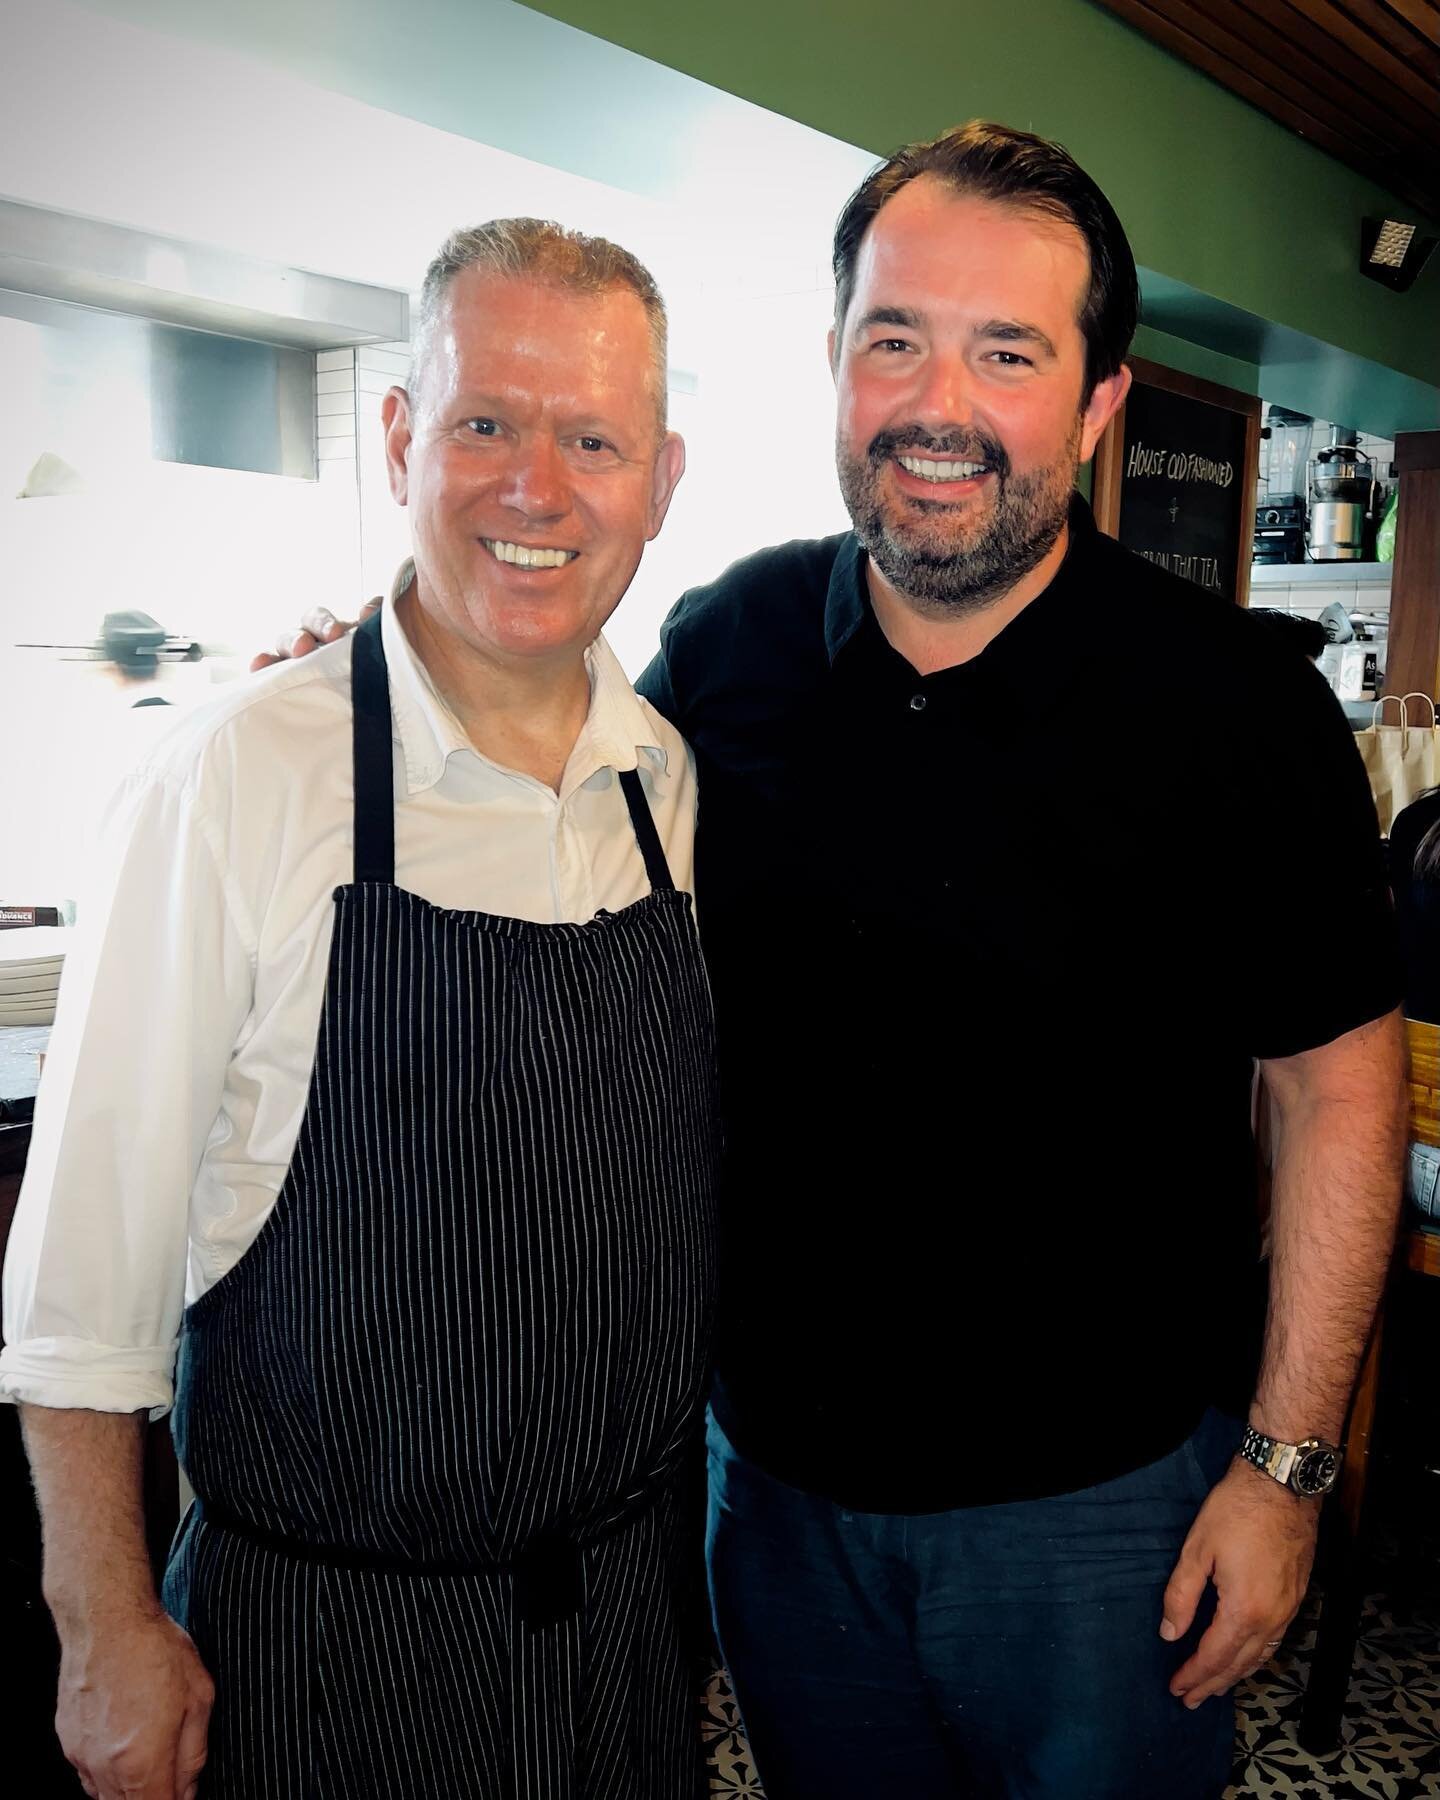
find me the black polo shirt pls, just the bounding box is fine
[637,498,1400,1512]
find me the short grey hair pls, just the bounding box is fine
[408,218,669,429]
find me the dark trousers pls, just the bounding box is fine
[706,1406,1242,1800]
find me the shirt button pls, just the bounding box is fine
[909,693,927,712]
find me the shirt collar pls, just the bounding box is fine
[823,494,1102,710]
[380,558,669,797]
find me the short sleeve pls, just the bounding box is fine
[1234,651,1402,1060]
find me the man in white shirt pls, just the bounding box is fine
[2,221,720,1800]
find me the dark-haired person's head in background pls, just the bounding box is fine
[1247,608,1328,662]
[1389,785,1440,1025]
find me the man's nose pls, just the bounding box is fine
[498,434,571,520]
[912,349,976,433]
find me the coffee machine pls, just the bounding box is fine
[1307,428,1377,562]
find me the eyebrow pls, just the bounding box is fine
[852,305,924,335]
[973,318,1058,357]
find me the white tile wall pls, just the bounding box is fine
[1247,577,1391,616]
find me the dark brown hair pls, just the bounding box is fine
[831,121,1140,406]
[1415,791,1440,881]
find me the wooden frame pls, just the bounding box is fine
[1092,354,1263,609]
[1385,430,1440,704]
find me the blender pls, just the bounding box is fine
[1253,406,1311,564]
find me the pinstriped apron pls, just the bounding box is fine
[163,612,720,1799]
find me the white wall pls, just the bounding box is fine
[0,0,871,901]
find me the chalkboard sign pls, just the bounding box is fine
[1092,356,1261,606]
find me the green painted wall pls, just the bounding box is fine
[527,0,1440,404]
[72,0,1439,431]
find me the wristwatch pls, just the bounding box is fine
[1238,1426,1342,1498]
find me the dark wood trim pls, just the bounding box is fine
[1125,354,1259,419]
[1395,430,1440,474]
[1238,408,1262,609]
[1091,355,1261,607]
[1091,395,1127,539]
[1384,448,1440,701]
[1408,1229,1440,1278]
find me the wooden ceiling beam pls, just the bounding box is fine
[1376,0,1440,51]
[1327,0,1440,85]
[1092,0,1440,218]
[1203,0,1440,159]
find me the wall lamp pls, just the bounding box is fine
[1360,217,1436,293]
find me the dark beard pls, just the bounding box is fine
[837,423,1079,614]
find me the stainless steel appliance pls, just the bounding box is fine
[1307,430,1376,562]
[1254,407,1313,564]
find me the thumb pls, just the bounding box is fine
[1160,1540,1210,1642]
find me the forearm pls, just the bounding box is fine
[1253,1012,1407,1444]
[20,1403,162,1635]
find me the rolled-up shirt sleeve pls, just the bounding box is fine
[1,762,254,1415]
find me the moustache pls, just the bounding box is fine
[867,428,1011,480]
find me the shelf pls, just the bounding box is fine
[1251,561,1393,586]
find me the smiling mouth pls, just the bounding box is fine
[894,456,993,483]
[481,539,580,568]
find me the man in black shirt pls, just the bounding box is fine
[639,124,1405,1798]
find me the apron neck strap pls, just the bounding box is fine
[351,608,675,897]
[618,767,674,893]
[351,611,396,885]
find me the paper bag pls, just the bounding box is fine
[1354,693,1440,834]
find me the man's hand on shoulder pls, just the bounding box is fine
[248,597,382,672]
[1160,1457,1317,1709]
[56,1603,214,1800]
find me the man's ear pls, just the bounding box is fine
[1078,362,1132,464]
[645,432,687,540]
[381,386,413,505]
[827,325,838,385]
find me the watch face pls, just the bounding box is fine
[1293,1447,1340,1496]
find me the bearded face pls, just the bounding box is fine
[835,414,1081,615]
[830,182,1121,621]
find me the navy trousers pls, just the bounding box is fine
[707,1407,1243,1800]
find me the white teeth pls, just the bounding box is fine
[484,540,575,568]
[897,456,988,482]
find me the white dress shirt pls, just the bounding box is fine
[1,582,696,1417]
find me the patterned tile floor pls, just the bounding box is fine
[1225,1575,1440,1800]
[701,1539,1440,1799]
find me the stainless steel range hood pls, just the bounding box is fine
[1,203,410,482]
[0,200,408,349]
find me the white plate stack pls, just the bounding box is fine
[0,925,72,1027]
